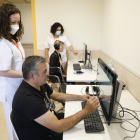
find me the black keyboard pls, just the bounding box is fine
[82,101,104,133]
[73,64,81,70]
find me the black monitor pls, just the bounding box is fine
[81,43,92,69]
[83,43,87,66]
[93,58,123,125]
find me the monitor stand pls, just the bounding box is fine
[81,61,92,69]
[101,113,122,124]
[110,81,124,123]
[110,113,122,123]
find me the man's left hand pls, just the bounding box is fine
[81,94,90,101]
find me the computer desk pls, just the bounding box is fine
[66,59,110,83]
[63,85,140,140]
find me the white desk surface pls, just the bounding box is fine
[66,59,97,83]
[63,85,140,140]
[66,59,110,83]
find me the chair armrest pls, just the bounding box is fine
[49,67,65,83]
[47,75,61,84]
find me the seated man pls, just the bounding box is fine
[12,56,99,140]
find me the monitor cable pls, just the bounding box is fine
[112,101,140,140]
[78,53,84,62]
[80,86,88,95]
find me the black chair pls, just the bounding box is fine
[47,75,66,93]
[49,67,67,93]
[49,67,65,82]
[48,67,76,113]
[47,74,65,113]
[49,66,75,86]
[10,111,21,140]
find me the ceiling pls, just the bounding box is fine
[0,0,31,4]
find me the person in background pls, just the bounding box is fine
[45,22,78,71]
[12,55,99,140]
[49,40,66,82]
[0,3,25,140]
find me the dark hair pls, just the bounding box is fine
[54,40,64,50]
[50,22,64,35]
[22,56,46,80]
[0,3,24,43]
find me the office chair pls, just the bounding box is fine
[47,75,66,93]
[49,66,75,85]
[47,74,65,114]
[49,67,67,92]
[48,66,76,113]
[49,67,65,82]
[10,111,21,140]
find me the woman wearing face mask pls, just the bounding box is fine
[0,4,25,140]
[45,22,78,72]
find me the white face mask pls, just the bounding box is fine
[10,25,19,35]
[55,31,61,36]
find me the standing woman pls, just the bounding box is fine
[45,22,78,71]
[0,3,25,140]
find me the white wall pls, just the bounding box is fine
[101,0,140,78]
[35,0,140,78]
[35,0,102,50]
[15,4,33,44]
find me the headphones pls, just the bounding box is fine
[55,41,61,50]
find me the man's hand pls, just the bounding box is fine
[99,95,111,101]
[84,96,100,114]
[80,94,90,101]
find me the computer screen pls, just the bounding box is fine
[94,58,122,125]
[81,43,92,69]
[83,43,87,66]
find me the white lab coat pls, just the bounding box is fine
[0,38,25,140]
[45,34,71,63]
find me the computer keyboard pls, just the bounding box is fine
[73,64,81,70]
[81,101,104,133]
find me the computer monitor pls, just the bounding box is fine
[83,43,87,65]
[93,58,123,125]
[112,80,123,118]
[81,43,92,69]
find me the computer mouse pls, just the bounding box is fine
[78,61,84,63]
[77,71,83,73]
[73,71,84,74]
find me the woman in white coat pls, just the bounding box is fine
[45,22,78,71]
[0,4,25,140]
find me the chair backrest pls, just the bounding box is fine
[47,75,66,114]
[47,75,66,93]
[47,75,61,84]
[10,111,21,140]
[49,67,65,83]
